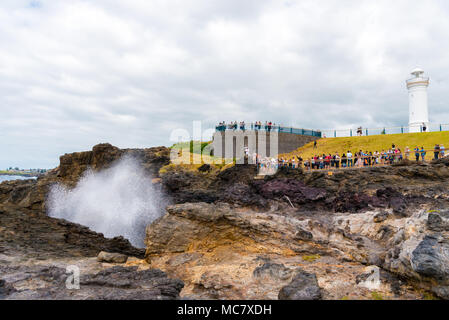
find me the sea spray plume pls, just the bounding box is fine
[48,156,162,248]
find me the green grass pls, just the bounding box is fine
[422,292,438,300]
[302,254,321,262]
[170,140,211,154]
[282,131,449,161]
[370,291,384,300]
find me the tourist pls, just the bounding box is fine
[441,145,445,158]
[335,152,340,169]
[397,149,403,162]
[420,147,426,162]
[405,146,410,160]
[304,159,310,171]
[434,144,440,160]
[347,150,353,167]
[314,140,317,149]
[341,153,347,168]
[414,147,420,162]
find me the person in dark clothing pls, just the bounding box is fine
[434,144,440,160]
[420,147,426,162]
[414,147,420,162]
[313,140,317,149]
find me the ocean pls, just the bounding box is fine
[0,175,37,183]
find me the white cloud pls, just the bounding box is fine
[1,0,449,168]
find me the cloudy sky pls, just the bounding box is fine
[1,0,449,169]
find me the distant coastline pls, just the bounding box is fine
[0,171,40,178]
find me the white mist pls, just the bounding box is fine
[48,156,162,248]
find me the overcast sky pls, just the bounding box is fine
[1,0,449,169]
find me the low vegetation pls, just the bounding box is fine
[282,131,449,161]
[370,291,384,300]
[302,254,321,262]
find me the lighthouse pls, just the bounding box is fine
[406,68,430,133]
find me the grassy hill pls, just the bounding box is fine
[281,131,449,161]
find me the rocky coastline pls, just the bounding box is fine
[1,143,449,300]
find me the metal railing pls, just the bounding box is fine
[406,76,429,84]
[320,123,449,138]
[215,123,322,137]
[256,148,446,175]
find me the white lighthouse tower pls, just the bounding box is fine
[406,68,430,133]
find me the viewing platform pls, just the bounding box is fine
[215,124,322,138]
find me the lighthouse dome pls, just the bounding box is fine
[411,67,424,77]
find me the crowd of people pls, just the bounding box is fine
[216,121,278,132]
[252,143,447,174]
[216,121,245,131]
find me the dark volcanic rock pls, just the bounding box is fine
[198,164,212,172]
[0,204,145,259]
[220,183,267,208]
[1,265,183,300]
[295,228,314,241]
[376,187,407,215]
[79,266,184,299]
[411,236,449,281]
[278,269,321,300]
[253,179,327,204]
[0,279,16,298]
[215,165,257,185]
[427,211,449,232]
[374,211,390,223]
[333,192,381,213]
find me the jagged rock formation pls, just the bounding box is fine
[0,265,183,300]
[0,144,181,300]
[2,143,449,300]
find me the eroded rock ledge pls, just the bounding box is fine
[145,202,449,299]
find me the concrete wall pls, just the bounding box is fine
[212,130,319,160]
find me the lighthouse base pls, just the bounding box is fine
[409,123,428,133]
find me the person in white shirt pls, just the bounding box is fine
[347,151,353,167]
